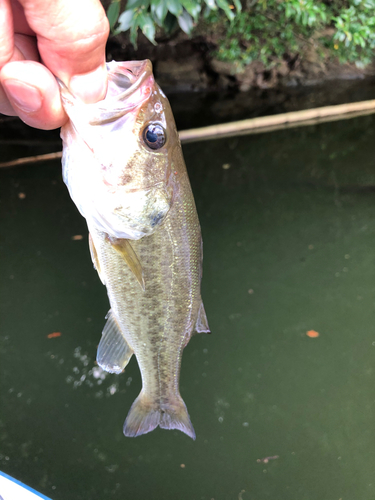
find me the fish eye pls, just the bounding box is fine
[143,123,166,150]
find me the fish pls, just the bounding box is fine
[59,60,210,439]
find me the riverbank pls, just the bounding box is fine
[107,31,375,94]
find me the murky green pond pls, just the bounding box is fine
[1,98,375,499]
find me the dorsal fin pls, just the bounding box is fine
[89,233,105,285]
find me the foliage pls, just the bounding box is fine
[330,0,375,65]
[106,0,241,46]
[209,0,375,69]
[105,0,375,68]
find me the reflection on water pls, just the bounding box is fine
[51,346,134,397]
[1,104,375,499]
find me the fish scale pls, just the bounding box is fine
[60,60,209,439]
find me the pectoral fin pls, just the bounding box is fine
[89,233,105,285]
[195,302,210,334]
[108,237,145,291]
[97,310,133,374]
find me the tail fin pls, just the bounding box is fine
[123,392,196,440]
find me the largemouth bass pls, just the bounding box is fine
[59,60,209,439]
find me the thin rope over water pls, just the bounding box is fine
[1,98,375,168]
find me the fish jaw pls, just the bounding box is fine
[60,60,176,240]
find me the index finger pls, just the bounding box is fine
[19,0,110,101]
[0,0,14,67]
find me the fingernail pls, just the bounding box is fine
[2,80,43,113]
[69,65,107,103]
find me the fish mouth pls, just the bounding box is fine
[88,60,154,125]
[107,60,153,98]
[59,60,155,126]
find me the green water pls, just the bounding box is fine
[1,112,375,500]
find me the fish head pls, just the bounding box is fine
[60,60,180,240]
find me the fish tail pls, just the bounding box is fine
[123,391,196,440]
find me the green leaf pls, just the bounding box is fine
[307,12,316,26]
[138,13,157,44]
[216,0,235,20]
[107,1,121,30]
[180,0,201,19]
[163,11,179,33]
[129,23,139,46]
[118,9,135,31]
[166,0,183,17]
[126,0,151,9]
[151,0,169,24]
[232,0,242,12]
[177,9,194,33]
[204,0,217,9]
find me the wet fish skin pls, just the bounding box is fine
[60,61,173,241]
[60,60,209,439]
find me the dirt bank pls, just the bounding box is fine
[107,31,375,94]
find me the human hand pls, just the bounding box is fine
[0,0,109,130]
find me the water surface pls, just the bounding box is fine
[1,108,375,500]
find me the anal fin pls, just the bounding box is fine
[107,237,145,291]
[97,310,133,374]
[195,302,210,334]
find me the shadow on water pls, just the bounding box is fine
[1,92,375,499]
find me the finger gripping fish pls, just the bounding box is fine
[60,60,210,439]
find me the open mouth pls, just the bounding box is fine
[86,60,154,125]
[107,60,153,95]
[105,60,153,103]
